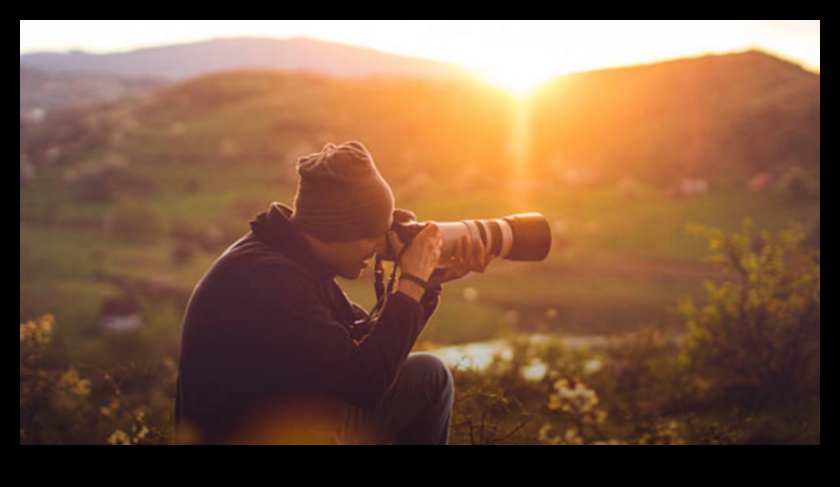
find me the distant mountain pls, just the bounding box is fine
[19,37,474,81]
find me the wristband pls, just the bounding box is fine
[400,272,428,289]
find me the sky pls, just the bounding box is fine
[20,20,820,93]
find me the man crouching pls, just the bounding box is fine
[175,141,490,444]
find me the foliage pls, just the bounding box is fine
[447,335,708,445]
[20,315,93,444]
[21,310,818,444]
[538,377,686,445]
[20,315,175,445]
[448,340,539,445]
[680,221,820,405]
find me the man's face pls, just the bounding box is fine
[321,234,388,279]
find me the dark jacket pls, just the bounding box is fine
[175,203,439,443]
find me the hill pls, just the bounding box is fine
[19,37,474,81]
[530,50,820,184]
[20,50,820,198]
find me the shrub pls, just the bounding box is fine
[20,315,93,444]
[20,315,173,445]
[680,221,820,405]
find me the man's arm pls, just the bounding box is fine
[249,264,428,410]
[246,223,444,410]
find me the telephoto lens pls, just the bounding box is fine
[389,213,552,262]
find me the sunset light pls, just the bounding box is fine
[475,59,560,96]
[21,21,820,85]
[20,20,820,446]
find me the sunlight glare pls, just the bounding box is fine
[474,53,563,97]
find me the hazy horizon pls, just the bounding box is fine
[20,20,820,93]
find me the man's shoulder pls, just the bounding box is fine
[216,232,317,283]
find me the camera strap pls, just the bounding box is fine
[370,241,408,321]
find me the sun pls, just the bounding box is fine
[475,62,561,97]
[478,68,552,97]
[468,49,573,97]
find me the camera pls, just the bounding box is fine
[384,211,552,262]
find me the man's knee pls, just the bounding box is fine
[402,352,453,401]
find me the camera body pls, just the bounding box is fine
[391,218,428,247]
[382,212,551,263]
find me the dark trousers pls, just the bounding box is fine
[338,352,454,445]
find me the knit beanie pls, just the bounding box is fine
[290,141,395,242]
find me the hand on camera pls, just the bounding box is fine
[388,222,441,282]
[428,235,493,287]
[389,223,441,302]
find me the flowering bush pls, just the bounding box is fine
[20,315,94,444]
[540,378,608,445]
[20,315,171,445]
[538,377,685,445]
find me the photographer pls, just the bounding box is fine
[175,141,491,444]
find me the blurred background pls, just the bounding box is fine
[20,20,819,445]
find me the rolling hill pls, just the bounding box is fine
[20,37,474,81]
[531,50,820,184]
[20,49,819,196]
